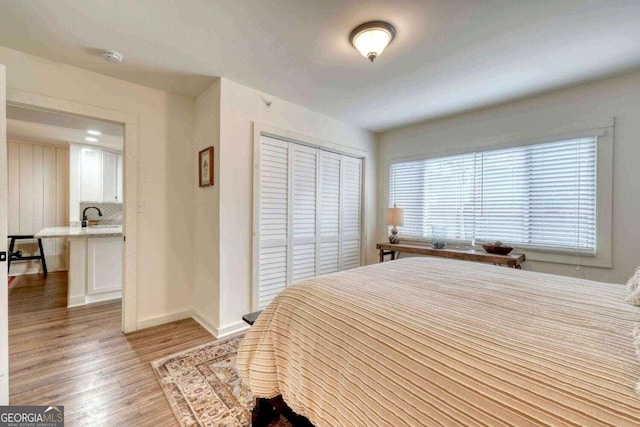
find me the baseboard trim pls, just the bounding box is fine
[191,311,248,338]
[85,291,121,304]
[137,310,193,331]
[191,310,249,339]
[216,321,249,339]
[68,292,122,308]
[67,295,86,308]
[192,310,218,337]
[133,309,249,338]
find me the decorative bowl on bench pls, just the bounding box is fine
[482,244,514,255]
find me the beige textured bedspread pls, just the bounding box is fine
[237,257,640,426]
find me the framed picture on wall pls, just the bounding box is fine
[199,147,214,187]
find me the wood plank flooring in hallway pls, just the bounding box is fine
[8,272,214,426]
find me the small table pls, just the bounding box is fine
[376,242,525,269]
[242,310,263,326]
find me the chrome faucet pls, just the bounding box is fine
[82,206,103,228]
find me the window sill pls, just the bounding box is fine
[523,249,611,269]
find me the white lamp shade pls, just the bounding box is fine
[386,207,404,226]
[349,21,396,62]
[352,28,392,59]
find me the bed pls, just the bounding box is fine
[237,257,640,426]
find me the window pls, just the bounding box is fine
[389,137,597,254]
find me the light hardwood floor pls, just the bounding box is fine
[8,272,215,426]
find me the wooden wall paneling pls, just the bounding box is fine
[55,147,67,270]
[17,144,36,271]
[18,143,33,235]
[32,145,44,240]
[7,142,19,235]
[42,146,57,269]
[15,143,34,272]
[31,145,44,272]
[8,141,69,274]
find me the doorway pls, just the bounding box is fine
[7,105,125,309]
[5,88,138,334]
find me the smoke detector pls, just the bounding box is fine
[101,50,124,64]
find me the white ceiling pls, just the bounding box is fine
[7,106,124,150]
[7,106,123,137]
[0,0,639,132]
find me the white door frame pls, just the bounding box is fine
[6,88,139,333]
[1,64,9,404]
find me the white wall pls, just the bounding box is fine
[192,79,221,331]
[378,71,640,285]
[214,78,377,334]
[0,46,195,326]
[7,140,67,274]
[192,78,377,336]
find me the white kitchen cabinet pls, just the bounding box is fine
[79,146,123,203]
[102,151,118,203]
[38,226,123,307]
[116,154,123,203]
[87,236,122,295]
[80,147,103,202]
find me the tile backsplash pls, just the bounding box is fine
[79,202,123,225]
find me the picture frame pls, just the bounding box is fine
[199,147,214,187]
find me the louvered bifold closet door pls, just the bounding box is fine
[256,137,364,309]
[258,136,289,309]
[317,150,341,275]
[291,144,318,283]
[340,156,362,270]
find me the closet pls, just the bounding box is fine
[254,134,363,309]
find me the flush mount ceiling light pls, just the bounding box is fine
[349,20,396,62]
[87,129,101,136]
[85,136,98,142]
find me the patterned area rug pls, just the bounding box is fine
[152,334,289,427]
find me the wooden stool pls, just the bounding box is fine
[8,235,48,277]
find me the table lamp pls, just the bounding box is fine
[386,204,404,244]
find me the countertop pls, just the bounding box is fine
[35,225,123,238]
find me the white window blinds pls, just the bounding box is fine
[389,137,597,254]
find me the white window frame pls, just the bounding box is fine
[384,118,614,268]
[252,123,368,310]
